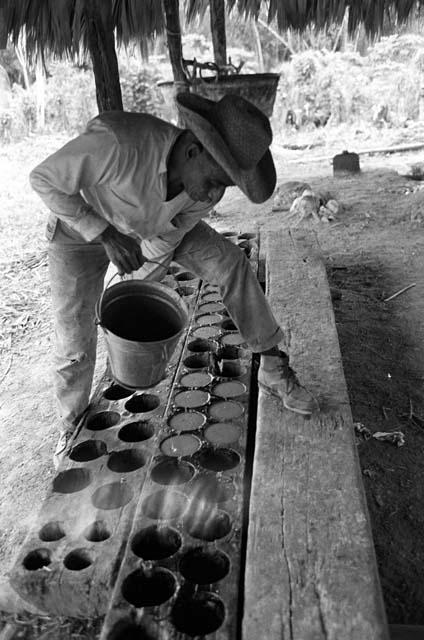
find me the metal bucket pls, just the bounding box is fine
[96,279,188,390]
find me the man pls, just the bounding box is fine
[30,92,316,468]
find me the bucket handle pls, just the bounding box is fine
[95,259,179,326]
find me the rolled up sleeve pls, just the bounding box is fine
[30,126,119,242]
[139,199,218,281]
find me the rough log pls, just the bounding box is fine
[163,0,188,86]
[0,8,7,50]
[84,0,123,113]
[210,0,227,67]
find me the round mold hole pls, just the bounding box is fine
[201,291,222,303]
[107,449,147,473]
[237,240,252,257]
[179,547,230,584]
[184,507,232,541]
[192,326,220,340]
[221,318,237,331]
[213,380,247,398]
[219,361,244,378]
[141,490,188,521]
[189,474,236,503]
[69,439,107,462]
[239,232,256,240]
[151,459,195,485]
[106,619,156,640]
[103,384,133,401]
[167,265,180,275]
[118,420,154,443]
[131,524,182,560]
[174,389,210,409]
[202,288,220,297]
[209,400,244,421]
[121,567,176,608]
[172,591,225,635]
[91,482,133,510]
[23,549,51,571]
[38,521,66,542]
[160,434,202,457]
[198,301,225,314]
[204,422,241,445]
[63,548,92,571]
[124,393,160,414]
[53,468,91,494]
[175,271,196,282]
[196,313,222,326]
[86,411,120,431]
[187,338,217,353]
[196,447,240,472]
[180,371,213,388]
[217,345,240,360]
[178,285,196,296]
[167,410,206,432]
[183,353,209,369]
[221,332,246,346]
[84,521,111,542]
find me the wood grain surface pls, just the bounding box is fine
[243,229,390,640]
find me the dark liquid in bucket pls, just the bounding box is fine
[102,296,182,341]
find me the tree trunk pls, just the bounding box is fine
[162,0,188,86]
[35,56,46,130]
[84,0,123,113]
[15,39,30,90]
[251,19,264,72]
[209,0,226,67]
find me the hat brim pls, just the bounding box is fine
[176,93,276,204]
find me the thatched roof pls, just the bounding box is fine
[0,0,423,59]
[0,0,165,58]
[188,0,423,35]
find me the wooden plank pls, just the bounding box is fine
[243,229,390,640]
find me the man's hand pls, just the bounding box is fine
[99,225,145,275]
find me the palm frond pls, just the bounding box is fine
[1,0,166,59]
[1,0,424,61]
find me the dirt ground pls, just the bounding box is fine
[2,135,424,636]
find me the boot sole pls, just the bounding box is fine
[258,382,314,416]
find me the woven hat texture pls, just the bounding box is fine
[176,92,276,204]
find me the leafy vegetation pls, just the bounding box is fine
[2,21,424,146]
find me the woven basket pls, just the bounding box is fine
[158,73,280,120]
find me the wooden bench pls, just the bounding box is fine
[243,229,390,640]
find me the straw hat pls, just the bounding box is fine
[176,92,276,204]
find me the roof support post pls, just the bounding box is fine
[84,0,123,112]
[162,0,188,88]
[209,0,227,67]
[0,8,7,50]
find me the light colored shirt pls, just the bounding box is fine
[30,111,215,249]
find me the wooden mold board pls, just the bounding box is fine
[8,269,202,618]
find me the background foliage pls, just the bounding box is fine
[2,13,424,146]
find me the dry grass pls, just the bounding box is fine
[0,612,103,639]
[0,134,67,384]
